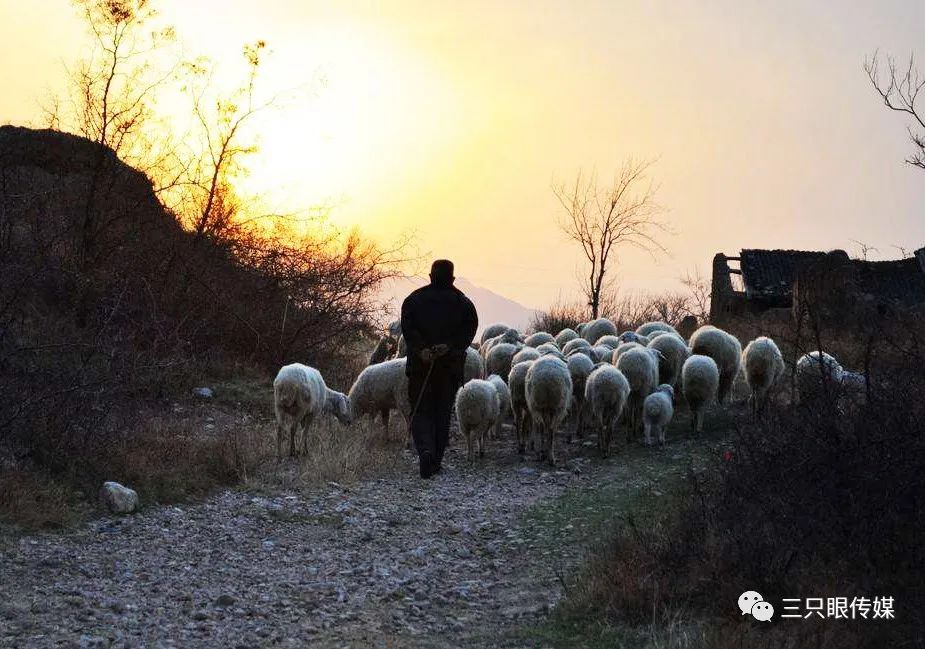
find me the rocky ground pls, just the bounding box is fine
[0,418,721,649]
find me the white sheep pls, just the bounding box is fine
[465,346,484,382]
[592,345,615,362]
[689,325,742,404]
[273,363,351,458]
[618,331,650,346]
[512,347,541,365]
[486,342,521,381]
[584,365,630,456]
[566,352,595,440]
[796,351,844,403]
[636,321,678,337]
[525,356,573,465]
[487,373,512,440]
[536,341,562,354]
[347,358,411,437]
[642,384,675,446]
[387,320,402,339]
[555,328,579,348]
[562,337,592,356]
[681,354,719,433]
[480,323,511,345]
[525,331,556,347]
[508,360,534,453]
[594,334,622,349]
[611,341,643,363]
[454,379,501,461]
[616,346,660,439]
[647,333,690,389]
[742,336,785,412]
[582,317,618,344]
[481,328,522,360]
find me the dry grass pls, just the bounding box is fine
[258,417,405,491]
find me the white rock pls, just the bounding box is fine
[99,481,139,514]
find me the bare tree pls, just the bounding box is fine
[45,0,176,259]
[865,51,925,171]
[553,159,668,319]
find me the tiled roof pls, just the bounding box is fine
[739,249,828,298]
[852,258,925,302]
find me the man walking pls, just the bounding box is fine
[401,260,478,479]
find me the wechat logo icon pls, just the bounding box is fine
[739,591,774,621]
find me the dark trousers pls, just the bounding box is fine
[408,367,458,466]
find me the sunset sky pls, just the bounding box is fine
[2,1,924,308]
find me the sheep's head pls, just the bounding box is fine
[327,391,353,425]
[656,384,675,399]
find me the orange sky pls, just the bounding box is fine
[2,1,924,308]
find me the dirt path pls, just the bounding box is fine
[0,420,721,648]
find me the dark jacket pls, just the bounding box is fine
[400,279,478,379]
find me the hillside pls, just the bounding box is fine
[378,276,540,335]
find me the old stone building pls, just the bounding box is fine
[710,247,925,326]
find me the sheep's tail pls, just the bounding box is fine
[275,380,299,409]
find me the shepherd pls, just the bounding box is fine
[400,259,479,479]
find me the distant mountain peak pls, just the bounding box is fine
[378,275,539,335]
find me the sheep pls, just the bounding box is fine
[566,353,595,440]
[555,328,579,348]
[536,341,562,355]
[618,331,650,346]
[689,325,742,404]
[512,347,541,365]
[487,342,521,381]
[540,348,567,362]
[347,358,411,437]
[465,346,484,382]
[616,346,660,439]
[647,332,690,389]
[273,363,351,458]
[525,356,573,465]
[592,345,615,362]
[636,321,678,337]
[487,373,512,439]
[481,328,522,360]
[562,337,592,356]
[594,334,622,349]
[481,323,511,346]
[582,317,618,344]
[742,336,785,412]
[612,341,643,363]
[368,335,397,365]
[646,330,671,341]
[681,354,719,433]
[525,331,556,348]
[584,365,630,456]
[642,384,675,446]
[455,379,501,461]
[796,351,844,403]
[508,360,534,453]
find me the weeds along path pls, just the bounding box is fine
[0,418,726,648]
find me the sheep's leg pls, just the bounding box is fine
[301,414,314,456]
[576,405,585,439]
[479,423,488,458]
[467,430,475,463]
[643,421,653,447]
[276,422,284,462]
[380,408,391,438]
[546,424,556,466]
[289,421,297,458]
[658,424,667,445]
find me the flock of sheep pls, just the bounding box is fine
[272,317,856,465]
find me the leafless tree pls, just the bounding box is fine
[680,268,711,324]
[851,239,879,261]
[865,51,925,171]
[553,159,668,319]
